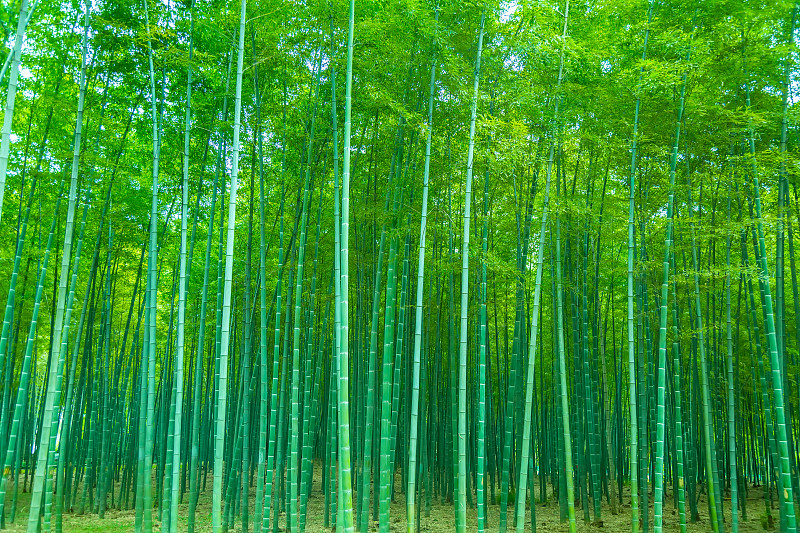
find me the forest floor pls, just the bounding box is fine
[1,465,785,532]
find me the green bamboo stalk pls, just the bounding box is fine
[299,176,324,532]
[168,5,194,529]
[0,179,39,473]
[455,10,485,533]
[55,198,102,533]
[515,9,569,527]
[744,56,797,533]
[407,23,437,530]
[337,1,357,530]
[651,77,682,533]
[263,187,285,533]
[25,4,90,527]
[0,0,33,222]
[626,6,653,532]
[477,179,488,531]
[652,18,696,533]
[669,250,686,533]
[688,178,720,533]
[251,30,269,533]
[378,182,400,533]
[724,188,738,533]
[0,181,64,522]
[188,47,231,533]
[554,7,575,533]
[555,174,576,533]
[141,2,164,531]
[327,10,341,529]
[212,0,246,529]
[289,46,321,533]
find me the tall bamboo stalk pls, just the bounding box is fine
[626,5,653,531]
[212,1,246,530]
[744,50,797,533]
[455,9,485,533]
[337,1,357,531]
[406,10,437,532]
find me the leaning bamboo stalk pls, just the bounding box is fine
[514,4,569,526]
[0,0,34,222]
[0,181,65,523]
[744,51,797,533]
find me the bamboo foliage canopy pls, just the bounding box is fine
[0,1,798,533]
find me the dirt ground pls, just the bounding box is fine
[1,465,787,532]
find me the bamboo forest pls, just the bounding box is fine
[2,0,800,531]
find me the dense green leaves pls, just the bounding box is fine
[0,1,799,532]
